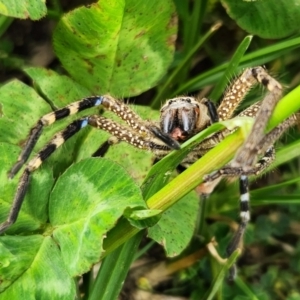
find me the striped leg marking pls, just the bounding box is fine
[1,117,90,233]
[3,100,180,232]
[225,175,250,280]
[9,94,181,179]
[239,175,250,224]
[9,96,104,178]
[92,136,119,158]
[27,117,90,172]
[0,169,30,234]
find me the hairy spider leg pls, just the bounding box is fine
[1,117,90,234]
[225,174,249,280]
[9,96,104,178]
[208,115,298,182]
[203,147,275,280]
[9,95,180,179]
[202,98,219,123]
[202,68,297,280]
[92,136,119,158]
[232,67,283,169]
[197,92,257,280]
[217,68,258,121]
[193,67,284,279]
[1,96,180,234]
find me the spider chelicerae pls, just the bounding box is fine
[0,66,298,279]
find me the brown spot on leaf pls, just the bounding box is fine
[167,12,178,30]
[95,54,107,59]
[83,59,95,74]
[116,59,122,67]
[132,64,139,71]
[167,34,177,47]
[135,30,146,39]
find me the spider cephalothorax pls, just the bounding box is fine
[0,66,298,280]
[160,97,212,141]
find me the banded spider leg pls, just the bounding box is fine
[202,67,298,279]
[0,95,179,234]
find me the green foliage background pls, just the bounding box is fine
[0,0,300,299]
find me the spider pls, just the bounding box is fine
[0,66,298,279]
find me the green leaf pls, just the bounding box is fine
[0,80,149,289]
[125,208,162,229]
[53,0,177,97]
[234,277,259,300]
[0,80,51,145]
[50,158,146,276]
[221,0,300,39]
[0,157,146,293]
[124,207,162,229]
[0,79,86,178]
[0,236,76,299]
[0,142,54,234]
[148,191,199,257]
[251,177,300,205]
[0,0,47,20]
[24,67,91,108]
[267,83,300,131]
[269,139,300,171]
[0,235,43,292]
[0,15,13,38]
[126,209,162,220]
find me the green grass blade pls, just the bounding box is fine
[147,127,246,210]
[235,276,259,300]
[267,139,300,171]
[203,250,240,300]
[267,83,300,130]
[174,36,300,95]
[184,0,208,54]
[89,231,143,300]
[0,15,13,38]
[209,35,252,101]
[151,22,222,108]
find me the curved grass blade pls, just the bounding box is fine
[174,36,300,95]
[203,250,240,300]
[151,22,222,109]
[209,35,252,101]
